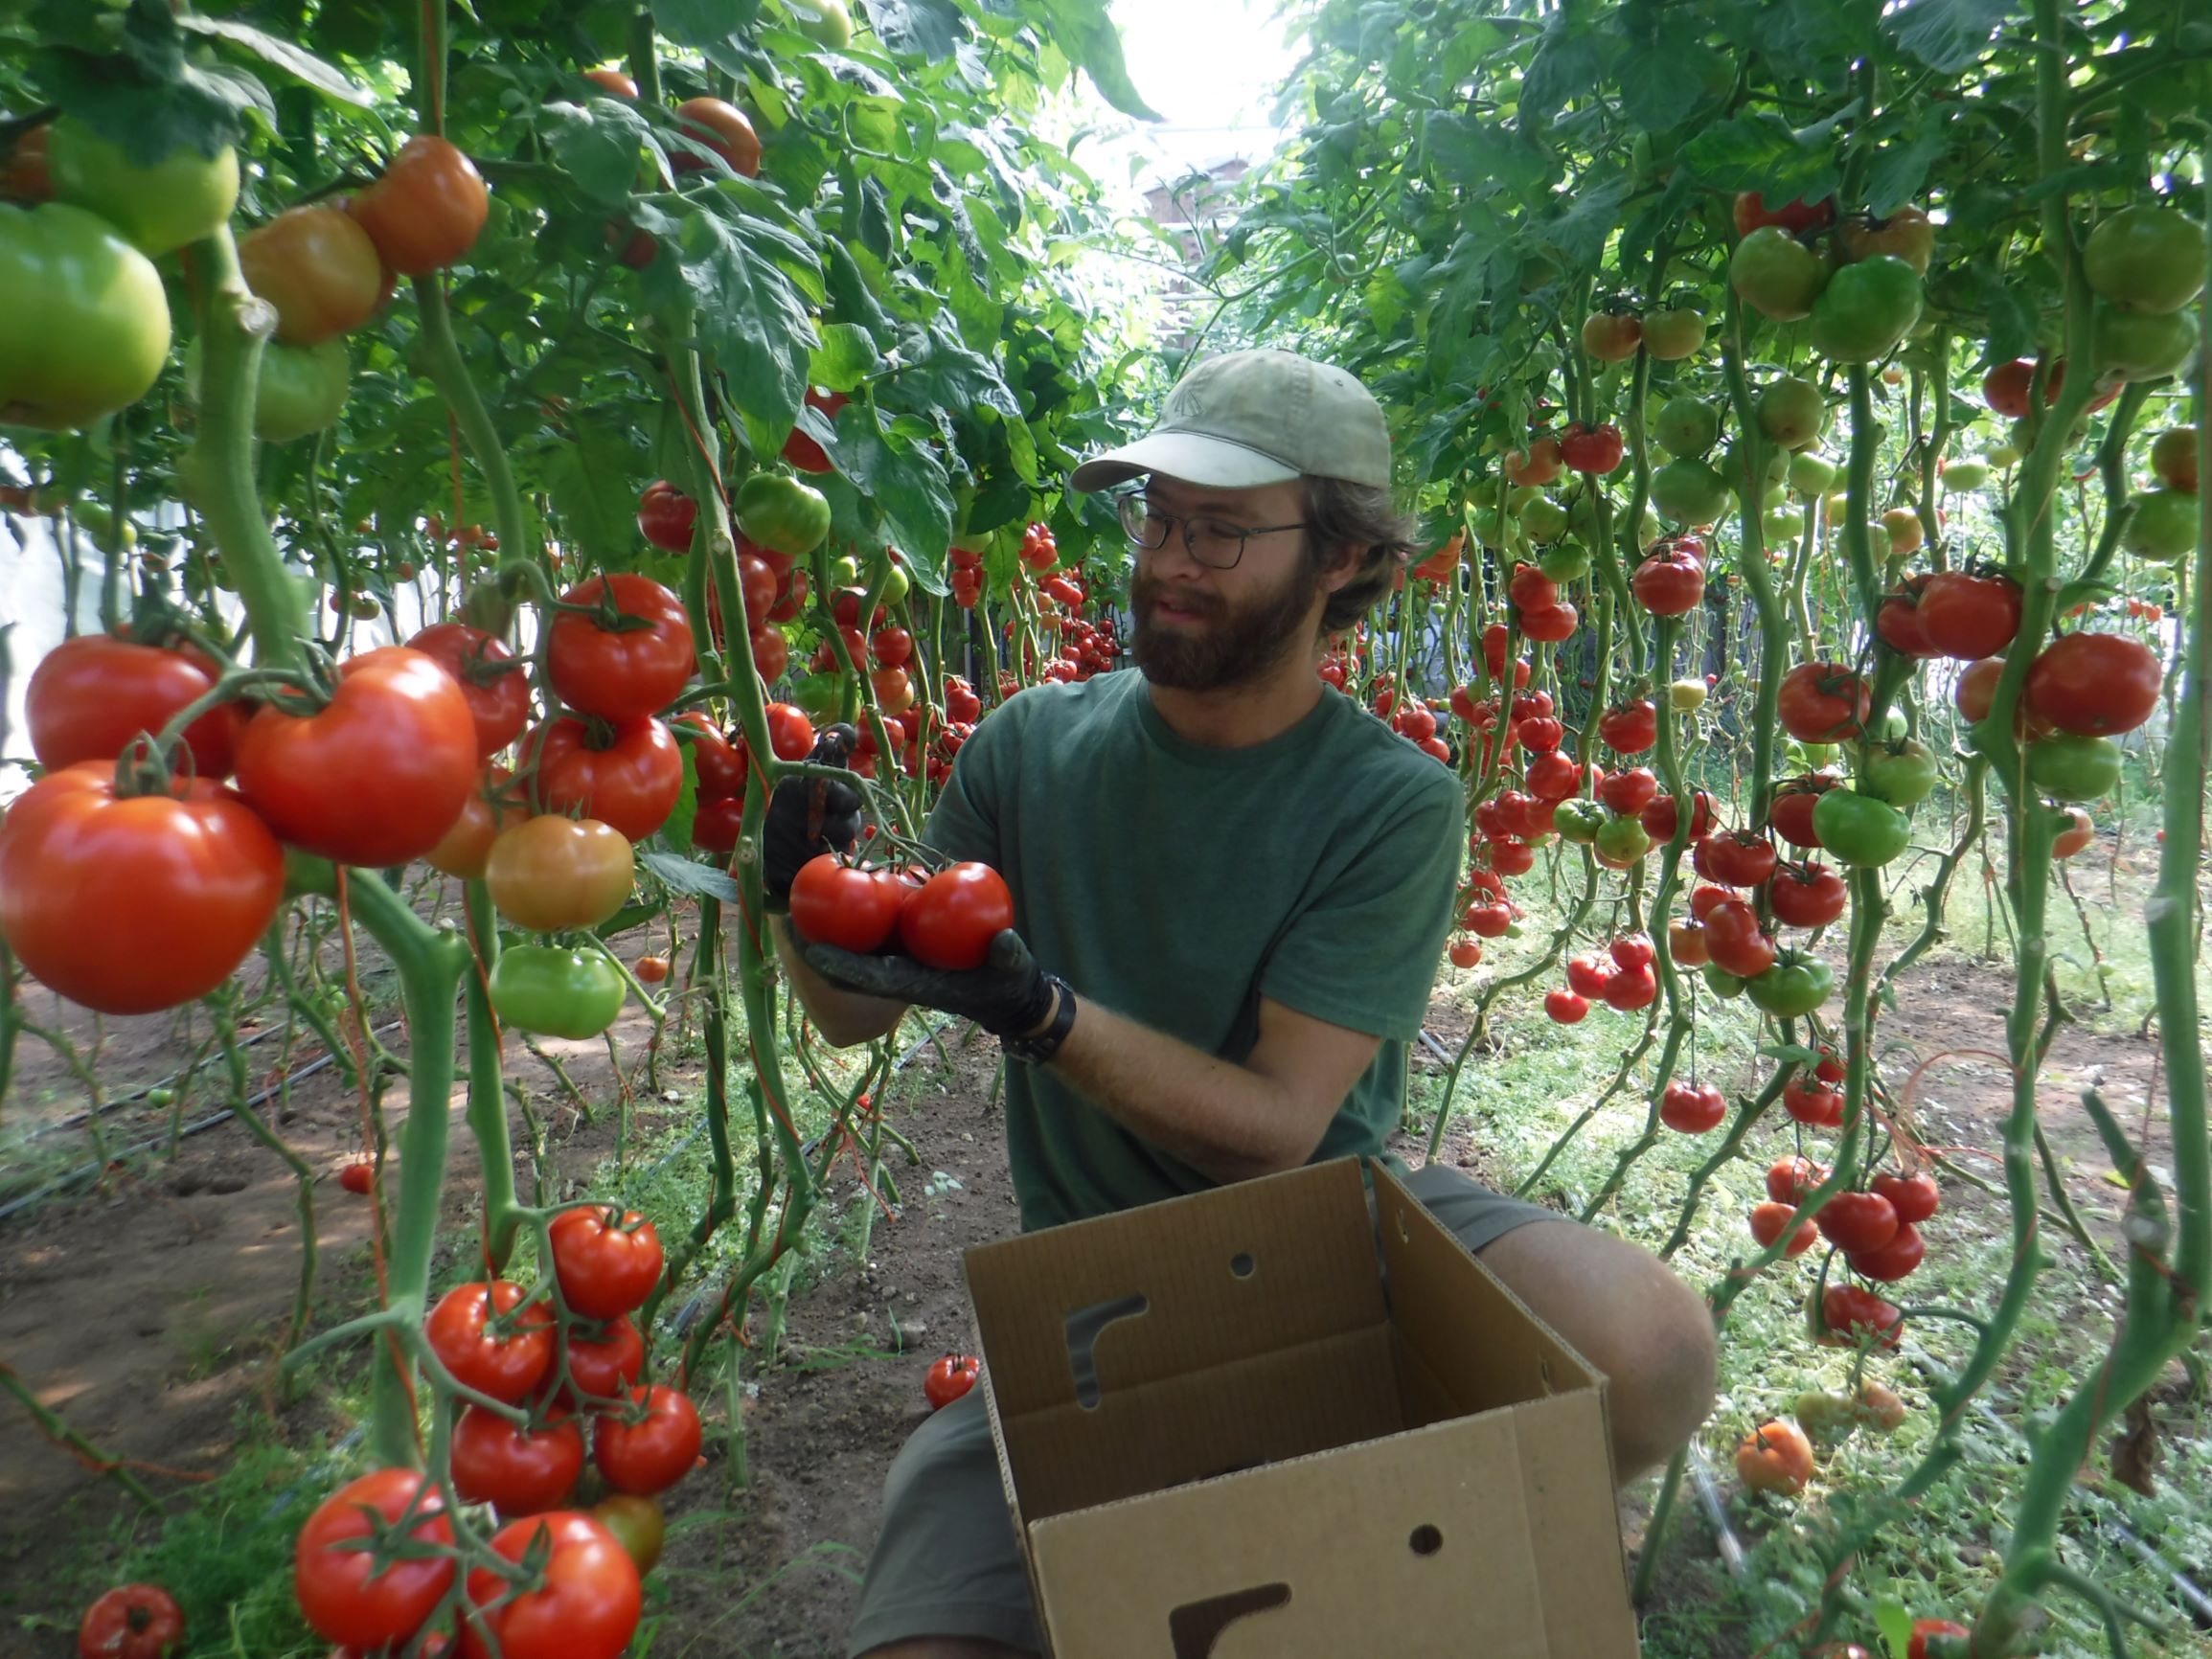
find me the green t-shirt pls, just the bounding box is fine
[923,669,1463,1232]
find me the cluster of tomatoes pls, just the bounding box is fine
[291,1207,682,1659]
[788,854,1014,968]
[1365,672,1453,764]
[682,702,816,854]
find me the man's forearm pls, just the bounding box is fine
[1040,993,1322,1186]
[770,916,908,1047]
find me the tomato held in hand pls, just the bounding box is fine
[425,1280,555,1404]
[78,1583,185,1659]
[407,623,532,759]
[790,855,908,952]
[0,764,285,1015]
[347,135,489,276]
[592,1385,703,1495]
[457,1511,640,1659]
[295,1469,456,1649]
[528,716,683,843]
[26,633,244,778]
[548,575,695,721]
[237,647,478,866]
[549,1207,664,1320]
[484,816,635,932]
[451,1405,585,1515]
[899,863,1015,970]
[925,1352,982,1410]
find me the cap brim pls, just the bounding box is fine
[1068,431,1302,494]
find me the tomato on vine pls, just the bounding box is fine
[294,1469,455,1649]
[348,135,489,275]
[528,715,683,843]
[548,575,696,721]
[425,1281,556,1403]
[549,1207,664,1320]
[457,1511,641,1659]
[593,1385,703,1495]
[77,1584,186,1659]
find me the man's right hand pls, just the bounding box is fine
[761,722,864,908]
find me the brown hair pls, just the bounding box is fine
[1301,475,1418,633]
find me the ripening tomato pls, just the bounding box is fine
[789,855,909,952]
[1953,656,2007,724]
[548,1207,664,1320]
[451,1406,585,1515]
[1749,1201,1817,1257]
[237,647,477,865]
[425,1281,556,1403]
[548,575,695,721]
[294,1469,455,1649]
[2025,632,2162,736]
[407,623,532,760]
[1580,311,1642,363]
[672,97,761,177]
[2051,806,2095,858]
[77,1584,185,1659]
[484,815,635,932]
[1736,1418,1814,1496]
[528,716,683,843]
[238,205,385,346]
[1917,570,2022,660]
[0,764,285,1015]
[26,634,245,778]
[592,1385,702,1495]
[590,1493,666,1578]
[1777,663,1869,742]
[1667,919,1708,966]
[347,135,488,276]
[457,1511,641,1659]
[899,863,1015,970]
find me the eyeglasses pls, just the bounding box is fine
[1117,492,1310,571]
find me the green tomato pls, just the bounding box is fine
[1507,485,1543,513]
[1986,443,2021,468]
[1795,1390,1859,1444]
[1811,788,1913,867]
[830,554,861,587]
[878,560,912,604]
[1791,740,1837,769]
[1552,797,1607,844]
[1471,507,1511,550]
[1859,738,1940,807]
[488,945,627,1039]
[1653,396,1720,458]
[1670,677,1709,714]
[1651,457,1731,526]
[47,118,239,257]
[2122,488,2201,563]
[1744,951,1836,1018]
[1764,505,1807,542]
[1702,963,1748,1000]
[1757,376,1828,449]
[1730,226,1830,322]
[2082,205,2209,315]
[2026,735,2123,803]
[1594,814,1653,864]
[1942,458,1990,492]
[1539,539,1590,583]
[785,0,855,46]
[736,472,832,557]
[2095,305,2198,382]
[1808,255,1924,363]
[1788,451,1837,495]
[0,202,172,430]
[187,336,352,443]
[790,672,843,724]
[1519,496,1569,542]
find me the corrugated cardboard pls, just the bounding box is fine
[963,1156,1640,1658]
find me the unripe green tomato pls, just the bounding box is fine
[2122,488,2200,562]
[1788,451,1836,495]
[878,559,912,603]
[1764,505,1806,542]
[831,555,860,587]
[1987,442,2022,468]
[1539,539,1590,582]
[1471,508,1510,550]
[1508,485,1543,512]
[1763,483,1789,510]
[48,119,239,257]
[1519,497,1570,542]
[1670,677,1708,713]
[1943,459,1990,492]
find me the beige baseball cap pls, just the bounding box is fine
[1069,348,1392,494]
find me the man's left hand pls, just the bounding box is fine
[791,926,1058,1037]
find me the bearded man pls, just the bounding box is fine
[764,348,1718,1659]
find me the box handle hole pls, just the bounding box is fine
[1168,1581,1291,1657]
[1229,1251,1255,1279]
[1409,1524,1444,1557]
[1063,1292,1149,1409]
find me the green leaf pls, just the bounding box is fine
[1872,1595,1914,1659]
[811,322,882,391]
[1520,12,1608,131]
[869,0,968,61]
[36,46,276,162]
[1681,112,1839,203]
[1045,0,1162,121]
[660,742,700,859]
[1862,114,1952,216]
[543,415,646,568]
[654,0,763,48]
[646,195,823,437]
[539,99,650,205]
[174,16,373,106]
[1886,0,2022,75]
[832,407,955,569]
[639,850,742,903]
[1615,35,1722,134]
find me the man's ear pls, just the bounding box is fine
[1320,541,1371,595]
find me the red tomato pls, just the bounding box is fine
[26,634,244,778]
[1767,1155,1828,1204]
[548,575,695,720]
[1488,837,1536,876]
[337,1157,375,1194]
[1847,1221,1926,1283]
[1630,548,1705,615]
[750,625,789,684]
[407,623,532,760]
[548,1207,664,1320]
[0,764,285,1014]
[236,647,478,866]
[1597,701,1657,754]
[294,1469,455,1649]
[457,1511,640,1659]
[1640,789,1716,843]
[1468,902,1514,938]
[1519,602,1578,643]
[1734,192,1835,237]
[1689,884,1736,920]
[1702,900,1776,977]
[1559,420,1625,474]
[452,1406,585,1514]
[1598,766,1659,815]
[1815,1190,1900,1254]
[1875,576,1937,658]
[529,716,682,843]
[1777,663,1870,742]
[1908,1619,1972,1659]
[425,1281,556,1404]
[782,388,850,473]
[1448,938,1484,968]
[899,863,1015,970]
[1543,988,1589,1023]
[1507,563,1558,611]
[1784,1076,1844,1127]
[636,481,696,553]
[1768,774,1836,848]
[2051,806,2095,858]
[1697,830,1777,888]
[1525,750,1581,799]
[1609,934,1654,971]
[925,1352,981,1410]
[1917,570,2022,660]
[1602,963,1658,1011]
[347,135,488,276]
[2025,632,2163,737]
[562,1315,646,1404]
[789,855,908,952]
[1749,1201,1816,1257]
[1767,860,1847,928]
[1736,1418,1814,1496]
[1819,1284,1903,1349]
[78,1584,185,1659]
[673,713,743,802]
[764,702,815,761]
[1658,1080,1726,1133]
[672,97,760,177]
[592,1385,702,1495]
[692,796,744,855]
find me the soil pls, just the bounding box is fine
[0,856,2197,1658]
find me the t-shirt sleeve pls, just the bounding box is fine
[1259,765,1461,1041]
[920,703,1007,866]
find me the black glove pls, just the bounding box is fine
[792,926,1059,1038]
[762,723,864,908]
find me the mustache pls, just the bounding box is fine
[1129,572,1223,621]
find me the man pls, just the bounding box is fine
[765,349,1718,1659]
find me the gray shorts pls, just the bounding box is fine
[844,1162,1560,1657]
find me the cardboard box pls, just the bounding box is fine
[963,1156,1640,1658]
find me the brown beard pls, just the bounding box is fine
[1129,557,1326,692]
